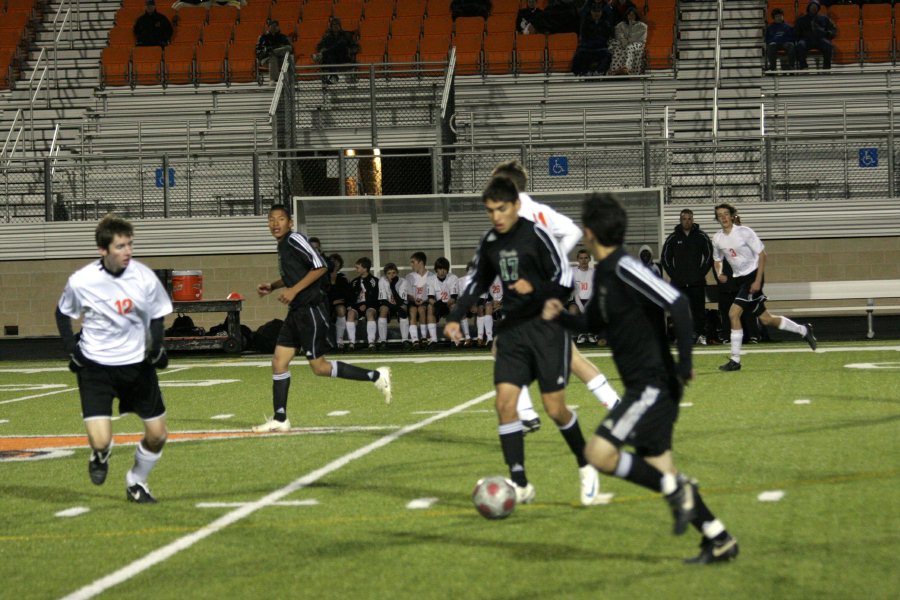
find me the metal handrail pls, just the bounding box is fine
[1,109,24,159]
[48,124,62,175]
[440,47,457,119]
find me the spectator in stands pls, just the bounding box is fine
[313,17,359,84]
[795,0,836,70]
[517,0,543,34]
[532,0,581,34]
[133,0,173,47]
[256,20,293,83]
[53,193,70,222]
[613,0,639,23]
[608,6,647,75]
[661,209,714,345]
[765,8,797,71]
[452,0,492,20]
[572,1,614,76]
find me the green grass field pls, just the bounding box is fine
[1,343,899,600]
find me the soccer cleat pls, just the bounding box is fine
[576,334,587,344]
[521,417,541,435]
[252,417,291,433]
[579,464,615,506]
[665,475,698,536]
[374,366,392,404]
[88,449,110,485]
[514,482,536,505]
[126,482,157,504]
[718,359,741,372]
[368,343,377,352]
[346,342,355,353]
[378,341,388,352]
[803,323,817,351]
[684,534,740,565]
[696,334,707,345]
[462,339,473,347]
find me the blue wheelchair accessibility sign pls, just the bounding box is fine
[858,148,878,168]
[155,167,176,187]
[549,156,569,177]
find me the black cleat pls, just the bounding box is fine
[521,417,541,435]
[88,449,110,485]
[718,359,742,372]
[126,482,158,504]
[665,475,697,536]
[803,323,817,351]
[684,534,740,564]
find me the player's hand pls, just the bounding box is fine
[68,346,88,374]
[509,279,533,295]
[148,347,169,370]
[278,287,297,304]
[750,280,762,294]
[717,274,727,284]
[443,321,462,343]
[542,298,564,321]
[257,282,273,297]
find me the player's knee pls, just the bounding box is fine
[586,436,618,473]
[542,396,569,424]
[309,360,331,377]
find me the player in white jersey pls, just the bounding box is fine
[569,249,595,344]
[377,262,411,349]
[712,202,817,372]
[492,160,621,434]
[55,215,173,504]
[405,251,438,348]
[428,257,460,344]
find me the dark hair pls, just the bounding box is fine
[581,193,626,247]
[269,203,291,218]
[356,256,372,271]
[410,251,427,264]
[771,7,783,17]
[328,253,344,270]
[95,214,134,249]
[490,159,528,192]
[576,248,590,258]
[482,175,520,204]
[308,236,321,246]
[434,257,450,271]
[714,202,737,221]
[680,208,694,216]
[383,262,399,274]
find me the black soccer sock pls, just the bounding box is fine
[273,373,290,422]
[332,360,377,382]
[690,489,719,534]
[498,422,527,487]
[614,451,664,492]
[558,412,589,468]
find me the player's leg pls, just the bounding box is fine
[334,304,347,350]
[483,302,494,342]
[78,364,116,485]
[758,309,816,350]
[426,303,438,344]
[495,382,533,503]
[364,306,378,349]
[721,301,746,371]
[253,344,297,432]
[408,304,421,345]
[397,305,410,348]
[475,303,486,345]
[345,307,359,350]
[491,337,540,432]
[84,417,113,485]
[122,363,168,504]
[570,344,619,410]
[417,305,428,343]
[377,305,390,348]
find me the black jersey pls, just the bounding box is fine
[277,232,328,309]
[327,272,352,306]
[351,274,380,307]
[449,217,572,330]
[560,247,693,393]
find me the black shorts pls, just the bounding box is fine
[78,361,165,421]
[277,302,334,359]
[733,270,767,317]
[351,303,376,316]
[381,302,408,320]
[493,317,570,393]
[596,382,679,457]
[433,301,450,321]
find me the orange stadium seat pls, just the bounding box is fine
[0,28,25,52]
[861,4,893,63]
[333,0,364,25]
[419,32,451,65]
[428,1,452,19]
[0,12,30,33]
[208,5,239,25]
[391,15,422,38]
[862,3,892,23]
[239,2,271,24]
[269,2,301,26]
[171,22,204,47]
[486,13,516,35]
[422,16,453,37]
[356,36,386,65]
[396,0,426,19]
[359,16,391,39]
[233,20,265,45]
[228,43,258,83]
[483,33,514,74]
[455,16,485,36]
[302,1,333,22]
[766,0,797,21]
[387,35,418,73]
[293,35,319,66]
[547,32,577,73]
[831,35,861,65]
[101,45,132,87]
[195,43,227,83]
[175,6,208,26]
[164,43,195,85]
[453,32,483,75]
[132,45,163,85]
[826,4,859,23]
[107,26,135,48]
[515,33,546,74]
[644,18,674,69]
[364,0,396,20]
[492,0,520,15]
[297,18,330,45]
[0,48,16,89]
[202,22,235,45]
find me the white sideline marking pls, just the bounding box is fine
[845,362,900,369]
[794,399,812,405]
[0,419,8,424]
[758,490,785,502]
[410,409,493,415]
[406,497,439,510]
[58,390,496,600]
[55,507,91,518]
[210,414,234,420]
[0,387,77,405]
[680,402,694,407]
[196,500,319,508]
[327,410,350,417]
[0,383,68,392]
[158,379,239,388]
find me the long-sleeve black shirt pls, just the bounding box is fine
[661,223,713,287]
[558,247,693,396]
[277,232,328,309]
[448,218,572,330]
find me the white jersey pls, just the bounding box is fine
[378,275,410,305]
[429,273,460,303]
[572,265,594,301]
[517,192,582,255]
[58,259,173,366]
[489,276,503,302]
[405,270,437,303]
[712,225,765,277]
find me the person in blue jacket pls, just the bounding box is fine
[765,7,796,71]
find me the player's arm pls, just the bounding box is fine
[525,226,573,303]
[536,202,582,255]
[258,278,285,296]
[447,249,495,328]
[752,250,767,293]
[700,231,714,277]
[279,267,327,305]
[661,232,675,278]
[147,317,168,369]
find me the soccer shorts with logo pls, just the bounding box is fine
[277,302,335,359]
[596,382,679,457]
[78,361,166,421]
[493,317,570,393]
[733,270,767,317]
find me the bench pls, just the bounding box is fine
[762,279,900,339]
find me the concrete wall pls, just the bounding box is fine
[2,236,900,337]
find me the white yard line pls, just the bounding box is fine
[58,390,496,600]
[0,387,78,405]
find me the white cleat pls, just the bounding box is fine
[580,464,614,506]
[252,416,291,433]
[514,482,536,505]
[374,366,392,404]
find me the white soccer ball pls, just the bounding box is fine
[472,475,517,520]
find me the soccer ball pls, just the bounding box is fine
[472,475,517,520]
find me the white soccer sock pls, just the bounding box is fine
[126,442,161,486]
[587,374,620,410]
[427,323,437,342]
[400,318,410,341]
[730,329,743,362]
[516,386,540,421]
[335,316,346,345]
[377,317,388,342]
[367,321,377,344]
[419,323,427,339]
[346,321,357,344]
[484,315,494,339]
[702,519,726,539]
[408,323,419,341]
[460,318,471,339]
[778,317,806,336]
[476,316,485,339]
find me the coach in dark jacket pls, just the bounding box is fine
[133,0,172,47]
[661,208,713,344]
[795,0,836,69]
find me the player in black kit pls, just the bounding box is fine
[543,193,738,564]
[253,205,392,432]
